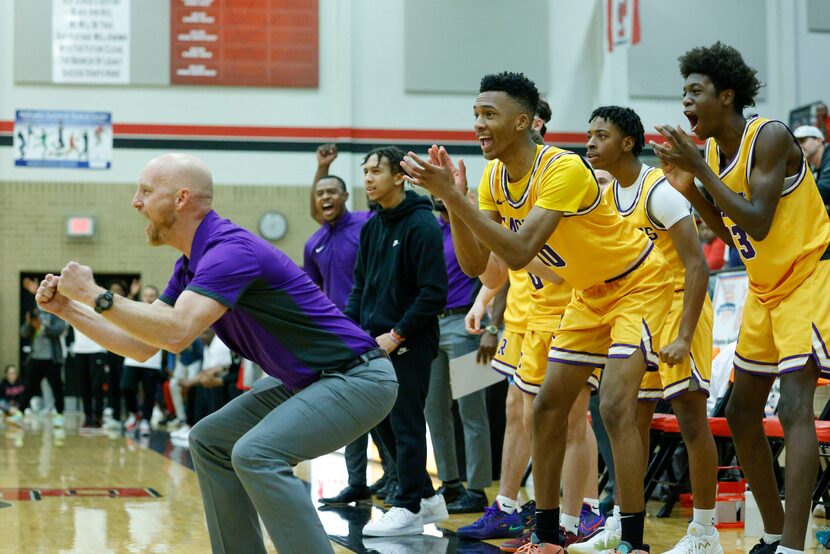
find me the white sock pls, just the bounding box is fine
[583,497,601,516]
[606,506,621,530]
[496,495,517,514]
[775,547,803,554]
[763,533,783,544]
[692,508,716,530]
[560,513,580,535]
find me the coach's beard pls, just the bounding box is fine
[147,211,177,246]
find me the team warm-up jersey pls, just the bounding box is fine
[604,164,692,291]
[704,115,830,305]
[478,144,655,291]
[503,269,530,334]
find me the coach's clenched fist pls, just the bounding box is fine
[57,261,102,306]
[35,274,70,315]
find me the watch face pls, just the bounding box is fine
[259,211,288,241]
[96,292,113,313]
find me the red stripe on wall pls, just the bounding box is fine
[112,124,477,141]
[0,120,700,146]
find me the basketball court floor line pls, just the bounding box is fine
[1,412,803,553]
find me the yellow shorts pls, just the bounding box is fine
[517,326,601,395]
[548,247,674,375]
[491,329,524,378]
[734,259,830,378]
[640,292,714,401]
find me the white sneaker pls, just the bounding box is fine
[124,413,137,431]
[103,407,114,419]
[420,494,448,524]
[104,418,122,430]
[170,423,190,439]
[661,524,723,554]
[568,515,621,554]
[363,507,424,536]
[138,420,151,435]
[51,413,64,427]
[150,406,164,426]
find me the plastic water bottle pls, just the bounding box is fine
[817,526,830,552]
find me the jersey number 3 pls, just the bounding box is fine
[729,225,757,260]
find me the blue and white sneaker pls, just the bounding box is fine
[579,502,607,537]
[457,502,525,540]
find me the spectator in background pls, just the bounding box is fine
[103,280,128,426]
[308,143,396,506]
[121,285,163,436]
[794,125,830,209]
[698,219,726,271]
[170,328,232,444]
[72,327,108,428]
[168,338,203,437]
[194,334,243,400]
[19,307,67,426]
[816,102,829,139]
[1,364,25,424]
[594,168,614,191]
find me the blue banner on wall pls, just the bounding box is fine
[14,109,112,169]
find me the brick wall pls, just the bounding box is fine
[0,180,366,366]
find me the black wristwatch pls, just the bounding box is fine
[94,291,114,314]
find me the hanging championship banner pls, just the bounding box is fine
[53,0,131,84]
[14,109,113,169]
[606,0,641,52]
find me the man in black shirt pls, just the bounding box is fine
[345,146,449,536]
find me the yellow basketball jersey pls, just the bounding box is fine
[527,277,573,332]
[504,269,531,334]
[604,164,689,291]
[478,144,654,291]
[704,116,830,305]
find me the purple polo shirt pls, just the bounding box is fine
[303,210,373,311]
[439,216,480,310]
[160,210,378,391]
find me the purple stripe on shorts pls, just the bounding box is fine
[733,352,778,367]
[550,346,608,358]
[548,357,606,369]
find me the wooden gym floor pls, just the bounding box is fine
[0,412,820,553]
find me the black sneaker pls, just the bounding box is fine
[375,477,397,500]
[519,499,536,526]
[382,484,399,506]
[749,539,780,554]
[437,481,466,505]
[368,475,388,495]
[447,489,489,514]
[316,504,372,525]
[317,485,372,506]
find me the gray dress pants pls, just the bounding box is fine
[424,314,493,490]
[188,358,397,554]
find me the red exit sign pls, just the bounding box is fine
[67,216,95,237]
